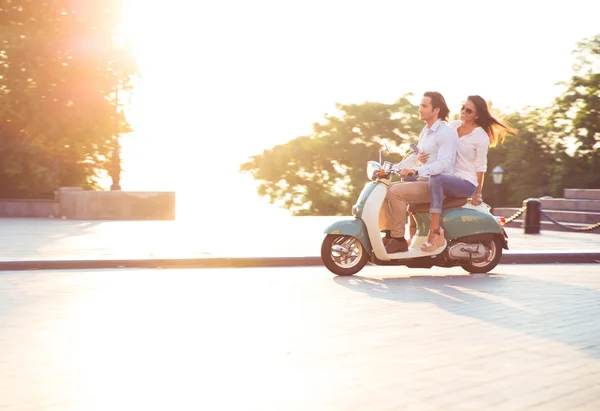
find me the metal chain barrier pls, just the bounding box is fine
[540,210,600,232]
[503,206,525,224]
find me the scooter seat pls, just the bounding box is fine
[409,197,468,213]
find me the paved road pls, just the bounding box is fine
[1,265,600,410]
[1,217,600,263]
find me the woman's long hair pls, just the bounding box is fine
[468,95,516,147]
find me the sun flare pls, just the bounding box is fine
[119,0,600,220]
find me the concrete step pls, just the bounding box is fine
[540,209,600,224]
[494,207,600,225]
[540,198,600,212]
[565,189,600,200]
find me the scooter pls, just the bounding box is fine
[321,144,508,276]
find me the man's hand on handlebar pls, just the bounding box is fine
[399,168,416,177]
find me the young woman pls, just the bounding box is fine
[420,95,515,252]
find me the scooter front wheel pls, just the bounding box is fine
[321,234,368,276]
[461,237,503,274]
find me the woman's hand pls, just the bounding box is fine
[417,152,429,164]
[471,194,483,206]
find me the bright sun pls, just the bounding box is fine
[119,0,293,219]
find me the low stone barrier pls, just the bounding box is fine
[0,198,59,218]
[58,188,175,220]
[0,189,176,220]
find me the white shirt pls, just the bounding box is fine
[448,120,489,187]
[416,119,458,178]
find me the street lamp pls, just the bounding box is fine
[109,82,121,191]
[110,32,124,191]
[491,165,504,208]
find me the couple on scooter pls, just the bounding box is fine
[380,91,514,254]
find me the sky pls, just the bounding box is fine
[117,0,600,217]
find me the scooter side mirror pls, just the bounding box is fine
[379,143,390,164]
[409,142,419,154]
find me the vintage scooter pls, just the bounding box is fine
[321,144,508,276]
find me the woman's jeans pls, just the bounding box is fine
[428,174,477,214]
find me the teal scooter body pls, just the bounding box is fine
[412,206,505,243]
[321,158,508,276]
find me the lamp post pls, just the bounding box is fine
[491,165,504,208]
[110,32,124,191]
[109,82,121,190]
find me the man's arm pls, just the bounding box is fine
[416,128,458,178]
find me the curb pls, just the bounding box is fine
[0,257,324,271]
[500,252,600,265]
[0,253,599,271]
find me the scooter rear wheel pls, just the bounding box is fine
[461,237,503,274]
[321,234,368,276]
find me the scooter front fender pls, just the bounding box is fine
[323,218,372,255]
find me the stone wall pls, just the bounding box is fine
[59,188,176,220]
[0,199,60,218]
[0,188,176,220]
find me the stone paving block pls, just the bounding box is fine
[1,265,600,410]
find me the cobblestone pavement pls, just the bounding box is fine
[1,264,599,410]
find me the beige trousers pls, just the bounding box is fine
[380,181,430,238]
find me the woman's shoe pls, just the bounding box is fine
[409,226,416,243]
[420,228,445,252]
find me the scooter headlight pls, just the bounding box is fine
[366,161,383,180]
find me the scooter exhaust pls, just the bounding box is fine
[447,243,487,261]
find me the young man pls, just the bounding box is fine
[381,91,458,253]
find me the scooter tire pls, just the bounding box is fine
[321,234,368,276]
[461,237,503,274]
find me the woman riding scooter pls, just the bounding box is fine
[419,96,516,252]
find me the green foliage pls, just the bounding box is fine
[0,0,136,197]
[484,108,555,207]
[242,33,600,215]
[552,34,600,190]
[240,96,422,215]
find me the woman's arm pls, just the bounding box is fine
[472,172,485,205]
[416,128,458,177]
[472,133,490,206]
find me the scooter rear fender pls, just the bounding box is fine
[413,207,504,241]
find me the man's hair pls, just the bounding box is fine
[423,91,450,122]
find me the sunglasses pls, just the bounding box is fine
[461,105,474,115]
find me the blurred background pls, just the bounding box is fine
[2,0,600,219]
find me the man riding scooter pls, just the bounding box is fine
[381,91,458,253]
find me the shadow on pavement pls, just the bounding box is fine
[334,272,600,359]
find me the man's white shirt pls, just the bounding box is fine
[416,119,458,178]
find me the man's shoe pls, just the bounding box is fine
[381,231,391,246]
[385,238,409,253]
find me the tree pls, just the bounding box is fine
[484,108,555,207]
[553,33,600,189]
[0,0,136,197]
[240,96,423,215]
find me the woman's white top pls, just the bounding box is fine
[448,120,489,187]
